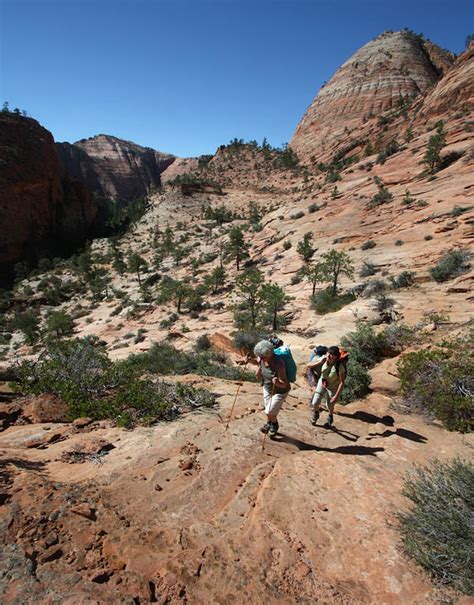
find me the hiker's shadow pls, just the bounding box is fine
[321,425,359,442]
[337,411,395,426]
[273,434,384,456]
[367,428,427,443]
[336,411,427,443]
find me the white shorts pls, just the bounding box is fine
[311,377,336,408]
[262,386,289,417]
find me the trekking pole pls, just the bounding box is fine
[261,382,275,453]
[225,358,249,430]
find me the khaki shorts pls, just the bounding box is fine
[263,386,289,416]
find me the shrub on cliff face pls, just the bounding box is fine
[429,249,471,283]
[397,458,474,595]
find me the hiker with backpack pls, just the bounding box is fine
[307,345,346,427]
[254,339,291,438]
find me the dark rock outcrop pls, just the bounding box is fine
[0,113,97,283]
[56,135,176,201]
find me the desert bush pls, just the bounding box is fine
[395,239,404,246]
[429,249,471,283]
[290,211,305,220]
[359,261,379,278]
[159,313,179,328]
[367,185,393,208]
[290,274,302,285]
[362,279,387,297]
[374,294,395,313]
[124,341,255,382]
[195,334,212,352]
[283,240,292,250]
[233,330,267,353]
[397,342,473,432]
[10,310,40,345]
[361,239,376,250]
[397,458,474,594]
[341,357,372,403]
[311,288,356,315]
[390,271,416,289]
[15,337,216,427]
[308,203,320,213]
[424,235,433,241]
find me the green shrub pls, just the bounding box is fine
[429,249,470,283]
[361,239,376,250]
[367,185,393,208]
[124,342,255,382]
[374,294,395,313]
[397,458,474,595]
[283,240,292,250]
[362,279,387,297]
[390,271,416,289]
[395,239,404,246]
[311,288,356,315]
[195,334,212,351]
[290,274,302,285]
[341,322,389,369]
[290,211,305,220]
[341,358,372,403]
[359,262,379,277]
[308,203,319,213]
[233,330,267,353]
[397,343,473,432]
[15,337,216,428]
[424,235,433,241]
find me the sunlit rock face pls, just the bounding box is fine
[290,30,454,162]
[57,135,176,201]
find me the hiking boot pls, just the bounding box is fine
[268,421,279,438]
[260,423,270,434]
[311,410,320,426]
[326,414,334,427]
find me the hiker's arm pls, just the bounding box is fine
[272,360,288,388]
[237,353,258,366]
[331,368,346,404]
[255,359,262,380]
[307,356,326,370]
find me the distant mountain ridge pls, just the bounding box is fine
[56,134,176,201]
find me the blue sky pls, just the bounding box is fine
[1,0,472,157]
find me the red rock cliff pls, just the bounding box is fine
[56,135,176,201]
[0,113,97,282]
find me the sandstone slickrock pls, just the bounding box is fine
[290,30,455,162]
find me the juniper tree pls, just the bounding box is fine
[260,282,292,331]
[128,252,148,286]
[226,226,249,270]
[297,232,315,263]
[422,120,446,174]
[320,249,354,296]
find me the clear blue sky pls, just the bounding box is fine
[1,0,472,157]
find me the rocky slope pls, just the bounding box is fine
[57,135,176,201]
[0,113,97,285]
[290,30,455,163]
[1,366,473,604]
[0,31,473,605]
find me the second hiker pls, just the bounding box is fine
[307,345,346,427]
[254,339,290,438]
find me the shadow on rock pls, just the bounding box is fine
[337,410,395,426]
[273,434,384,456]
[367,427,427,443]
